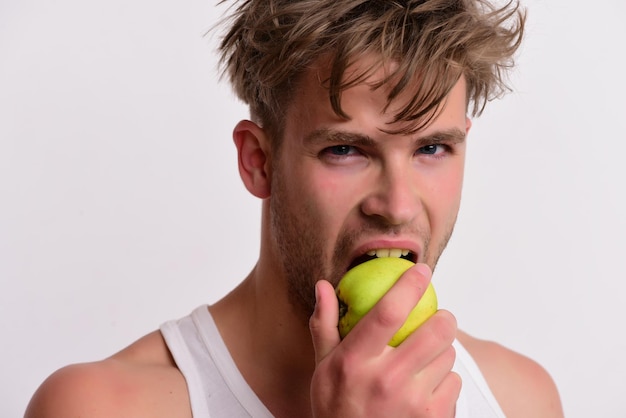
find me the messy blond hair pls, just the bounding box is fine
[218,0,525,139]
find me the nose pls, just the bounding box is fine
[360,161,422,226]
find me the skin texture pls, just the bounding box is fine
[25,58,564,418]
[268,59,466,323]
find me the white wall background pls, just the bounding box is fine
[1,0,624,416]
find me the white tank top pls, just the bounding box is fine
[160,305,506,418]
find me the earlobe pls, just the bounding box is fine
[233,120,272,199]
[465,117,472,134]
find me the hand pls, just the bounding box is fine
[309,264,461,417]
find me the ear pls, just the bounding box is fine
[233,120,272,199]
[465,116,472,134]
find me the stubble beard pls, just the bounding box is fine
[269,167,459,324]
[269,172,327,324]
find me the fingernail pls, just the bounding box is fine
[414,263,432,279]
[314,281,320,304]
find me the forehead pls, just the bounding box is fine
[287,56,467,135]
[302,55,401,107]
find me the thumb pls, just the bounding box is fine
[309,280,341,364]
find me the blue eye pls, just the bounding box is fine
[417,144,450,156]
[327,145,354,156]
[324,145,356,157]
[319,144,363,164]
[418,144,439,155]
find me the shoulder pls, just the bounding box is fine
[25,331,191,418]
[457,330,564,418]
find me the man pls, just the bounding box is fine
[26,0,564,416]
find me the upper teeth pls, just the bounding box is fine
[366,248,410,258]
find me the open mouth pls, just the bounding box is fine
[347,248,416,271]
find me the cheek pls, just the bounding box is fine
[308,175,347,217]
[425,164,465,216]
[305,172,361,232]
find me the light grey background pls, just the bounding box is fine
[1,0,624,416]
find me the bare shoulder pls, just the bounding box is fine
[456,330,563,418]
[25,331,191,418]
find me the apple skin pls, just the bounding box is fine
[335,257,437,347]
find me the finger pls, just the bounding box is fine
[431,371,462,416]
[395,309,457,369]
[414,345,457,391]
[309,280,341,364]
[344,263,433,356]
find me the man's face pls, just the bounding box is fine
[269,60,470,318]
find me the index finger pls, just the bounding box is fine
[340,263,433,356]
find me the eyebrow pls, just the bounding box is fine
[417,128,467,146]
[304,128,376,147]
[303,127,466,147]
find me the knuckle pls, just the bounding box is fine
[329,349,359,382]
[436,372,463,408]
[374,303,406,329]
[308,313,322,333]
[450,371,463,394]
[428,310,457,344]
[441,345,457,369]
[370,373,395,398]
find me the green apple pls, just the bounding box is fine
[335,257,437,347]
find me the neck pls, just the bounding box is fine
[209,257,316,417]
